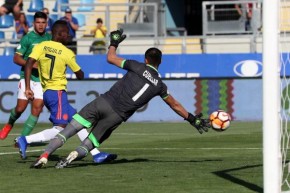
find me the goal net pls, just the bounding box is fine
[280,1,290,192]
[265,0,290,192]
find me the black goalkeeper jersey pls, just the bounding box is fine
[102,60,169,121]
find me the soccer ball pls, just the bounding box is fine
[209,110,231,131]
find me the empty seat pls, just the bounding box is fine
[26,14,34,28]
[27,0,44,12]
[10,32,20,44]
[50,14,60,22]
[0,31,4,43]
[53,0,70,12]
[3,47,15,56]
[0,15,14,28]
[74,13,86,27]
[77,0,94,12]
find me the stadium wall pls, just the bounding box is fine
[0,54,265,79]
[0,53,272,122]
[0,79,261,122]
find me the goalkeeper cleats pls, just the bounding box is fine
[0,124,12,140]
[16,136,28,159]
[93,152,117,163]
[31,153,48,169]
[55,151,78,169]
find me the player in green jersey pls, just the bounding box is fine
[0,12,51,139]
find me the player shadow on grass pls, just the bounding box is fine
[47,158,223,169]
[212,164,263,193]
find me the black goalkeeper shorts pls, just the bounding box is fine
[77,96,123,143]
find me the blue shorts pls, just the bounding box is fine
[43,90,76,125]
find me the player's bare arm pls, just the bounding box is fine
[13,53,26,66]
[164,94,210,134]
[24,57,37,100]
[107,46,124,68]
[163,94,189,119]
[14,53,38,69]
[107,28,126,67]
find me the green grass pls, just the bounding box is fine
[0,122,263,193]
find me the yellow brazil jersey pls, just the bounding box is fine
[29,41,81,91]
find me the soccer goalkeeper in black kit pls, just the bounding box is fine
[31,29,211,168]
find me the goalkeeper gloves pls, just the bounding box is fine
[186,113,211,134]
[109,28,127,48]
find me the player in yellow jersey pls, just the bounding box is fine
[16,20,117,164]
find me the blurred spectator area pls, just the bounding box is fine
[0,0,290,55]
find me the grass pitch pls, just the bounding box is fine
[0,122,262,193]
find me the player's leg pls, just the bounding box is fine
[16,126,64,159]
[21,81,44,136]
[55,102,122,168]
[0,80,29,139]
[73,97,121,163]
[17,90,65,159]
[32,119,84,168]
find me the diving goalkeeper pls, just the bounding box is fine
[30,28,211,168]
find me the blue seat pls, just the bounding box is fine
[10,32,20,44]
[26,14,34,28]
[53,0,69,12]
[3,47,15,56]
[77,0,94,12]
[27,0,44,12]
[0,15,14,28]
[50,14,60,22]
[73,13,86,27]
[0,31,5,43]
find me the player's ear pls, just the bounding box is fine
[145,58,148,64]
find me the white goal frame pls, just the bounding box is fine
[263,0,281,193]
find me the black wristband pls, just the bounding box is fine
[186,113,196,123]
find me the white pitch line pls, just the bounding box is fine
[0,147,261,156]
[0,149,43,155]
[99,147,262,150]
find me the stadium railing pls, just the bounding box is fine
[2,0,290,55]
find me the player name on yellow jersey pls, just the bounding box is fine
[43,46,62,55]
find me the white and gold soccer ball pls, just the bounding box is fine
[209,110,231,131]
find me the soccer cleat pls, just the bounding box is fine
[0,124,13,140]
[14,137,19,148]
[55,151,78,169]
[31,153,48,169]
[93,152,117,163]
[16,136,28,159]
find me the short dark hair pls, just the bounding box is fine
[96,18,103,23]
[52,20,68,33]
[34,11,47,21]
[145,47,162,66]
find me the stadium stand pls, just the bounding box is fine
[0,31,4,43]
[26,14,34,28]
[0,0,267,55]
[9,32,19,44]
[73,13,86,27]
[27,0,44,12]
[53,0,70,12]
[77,0,94,12]
[0,15,14,28]
[3,47,15,56]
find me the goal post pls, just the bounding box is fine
[263,0,281,193]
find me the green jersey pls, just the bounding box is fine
[16,31,52,81]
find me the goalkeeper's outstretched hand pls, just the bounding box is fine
[186,113,211,134]
[109,28,127,48]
